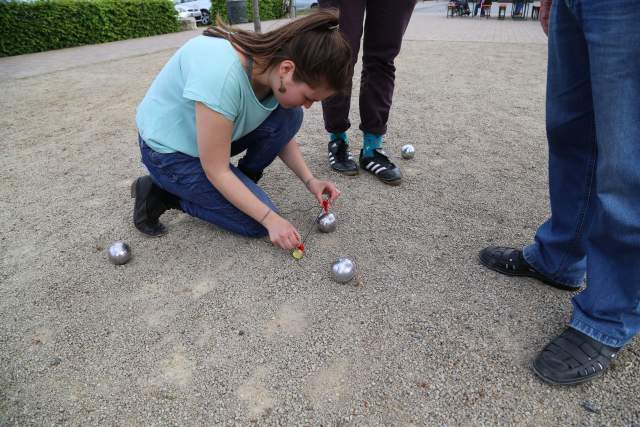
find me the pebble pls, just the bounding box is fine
[48,357,62,367]
[581,400,602,414]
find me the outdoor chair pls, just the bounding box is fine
[447,1,470,17]
[497,2,508,19]
[531,1,541,19]
[480,0,492,18]
[447,2,459,17]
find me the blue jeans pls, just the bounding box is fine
[139,106,303,238]
[522,0,640,347]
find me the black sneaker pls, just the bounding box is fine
[359,148,402,186]
[328,138,358,176]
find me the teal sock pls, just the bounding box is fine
[362,132,382,157]
[330,132,348,144]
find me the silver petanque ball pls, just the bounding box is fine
[108,241,131,265]
[401,144,415,159]
[317,212,337,233]
[331,257,356,283]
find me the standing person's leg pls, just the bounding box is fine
[136,107,302,237]
[520,0,596,288]
[356,0,416,185]
[531,0,640,385]
[566,0,640,356]
[479,0,594,290]
[318,0,365,135]
[319,0,365,175]
[359,0,415,135]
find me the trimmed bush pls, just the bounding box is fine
[211,0,286,24]
[0,0,180,57]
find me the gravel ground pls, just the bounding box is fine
[1,36,639,425]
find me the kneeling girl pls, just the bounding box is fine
[133,10,352,250]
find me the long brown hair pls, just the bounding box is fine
[204,9,352,94]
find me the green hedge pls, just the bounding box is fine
[211,0,286,23]
[0,0,180,57]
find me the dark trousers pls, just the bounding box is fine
[319,0,416,136]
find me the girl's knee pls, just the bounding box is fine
[273,106,303,141]
[289,107,304,135]
[242,222,269,238]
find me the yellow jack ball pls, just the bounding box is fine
[292,249,304,260]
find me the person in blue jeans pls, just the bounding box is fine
[479,0,640,385]
[132,10,352,250]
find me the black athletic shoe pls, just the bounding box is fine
[359,148,402,186]
[328,138,358,176]
[131,176,181,237]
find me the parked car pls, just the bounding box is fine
[295,0,319,11]
[175,5,203,22]
[173,0,211,25]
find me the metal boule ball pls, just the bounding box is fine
[401,144,415,160]
[108,241,131,265]
[317,212,337,233]
[331,257,356,283]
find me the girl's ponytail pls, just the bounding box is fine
[204,9,352,94]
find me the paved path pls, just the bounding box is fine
[0,3,546,81]
[0,20,288,80]
[407,1,547,44]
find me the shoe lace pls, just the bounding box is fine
[371,148,395,167]
[331,139,351,162]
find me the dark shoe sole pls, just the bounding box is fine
[363,169,402,186]
[530,361,604,386]
[478,251,580,292]
[330,166,359,176]
[329,163,360,176]
[380,176,402,186]
[131,179,167,238]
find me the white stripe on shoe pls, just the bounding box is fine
[375,166,387,175]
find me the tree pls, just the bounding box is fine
[252,0,261,32]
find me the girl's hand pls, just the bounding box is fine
[263,213,301,250]
[306,178,341,205]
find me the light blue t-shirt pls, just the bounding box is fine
[136,35,278,157]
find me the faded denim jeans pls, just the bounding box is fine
[523,0,640,347]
